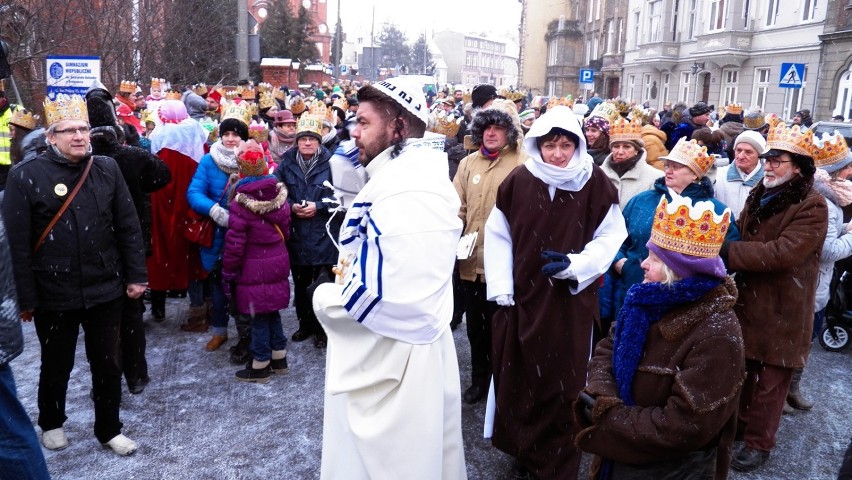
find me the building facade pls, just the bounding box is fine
[289,0,332,64]
[621,0,823,120]
[433,30,518,88]
[816,0,852,120]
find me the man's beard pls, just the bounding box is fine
[356,131,396,167]
[763,169,796,188]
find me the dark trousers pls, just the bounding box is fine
[0,364,50,480]
[34,296,124,443]
[120,297,148,386]
[462,279,497,387]
[292,264,333,337]
[737,360,793,452]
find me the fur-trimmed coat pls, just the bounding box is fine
[222,176,291,315]
[576,277,745,480]
[728,176,828,368]
[641,125,668,170]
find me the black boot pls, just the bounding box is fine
[235,360,272,383]
[150,290,166,322]
[229,337,252,365]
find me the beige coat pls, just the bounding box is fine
[641,125,668,170]
[601,150,662,209]
[453,146,526,281]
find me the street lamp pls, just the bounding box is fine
[690,61,704,103]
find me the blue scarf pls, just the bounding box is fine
[612,276,721,406]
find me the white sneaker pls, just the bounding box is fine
[103,434,137,456]
[42,428,69,450]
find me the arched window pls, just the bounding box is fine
[834,66,852,120]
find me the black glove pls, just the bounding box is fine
[541,250,571,277]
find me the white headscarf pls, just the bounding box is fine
[522,106,594,193]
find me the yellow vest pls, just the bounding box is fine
[0,108,11,166]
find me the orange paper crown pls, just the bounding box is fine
[150,78,165,89]
[44,94,88,126]
[546,95,574,110]
[164,89,182,100]
[289,96,306,115]
[609,117,643,143]
[725,103,743,115]
[650,195,731,258]
[239,86,256,101]
[10,108,40,130]
[766,122,815,157]
[662,138,715,178]
[119,80,137,94]
[813,132,849,169]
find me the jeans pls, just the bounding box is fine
[34,296,124,443]
[188,279,205,308]
[249,311,287,362]
[209,267,230,336]
[813,308,826,340]
[0,364,50,480]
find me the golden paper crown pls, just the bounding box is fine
[140,109,156,125]
[309,102,328,118]
[766,122,815,157]
[296,114,323,139]
[331,97,349,114]
[499,89,526,103]
[258,91,276,110]
[589,101,621,125]
[247,102,259,117]
[44,94,88,126]
[219,100,251,126]
[609,117,643,143]
[429,111,462,137]
[725,103,743,115]
[627,106,649,123]
[661,138,715,178]
[611,98,631,116]
[225,90,240,101]
[813,132,849,169]
[193,83,208,96]
[239,86,256,100]
[650,195,731,258]
[248,119,269,143]
[743,107,767,130]
[274,88,287,102]
[151,78,165,89]
[289,96,306,115]
[119,80,137,94]
[257,82,273,93]
[462,92,472,104]
[546,95,574,110]
[10,108,40,130]
[164,89,182,100]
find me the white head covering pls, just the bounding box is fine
[522,106,594,192]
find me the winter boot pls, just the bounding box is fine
[205,334,228,351]
[150,290,166,322]
[271,349,289,374]
[229,336,252,365]
[235,360,272,383]
[180,305,209,333]
[787,367,813,411]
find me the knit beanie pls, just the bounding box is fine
[219,118,249,141]
[733,130,768,155]
[584,116,610,136]
[471,84,499,109]
[236,139,268,178]
[689,102,713,118]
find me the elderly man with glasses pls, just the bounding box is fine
[2,94,147,457]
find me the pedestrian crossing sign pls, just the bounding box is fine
[779,63,805,89]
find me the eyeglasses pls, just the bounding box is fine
[762,158,793,168]
[54,126,90,136]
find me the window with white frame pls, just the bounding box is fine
[752,67,770,110]
[688,0,698,39]
[721,69,739,105]
[681,72,692,102]
[643,74,653,100]
[648,0,662,42]
[618,18,624,52]
[766,0,779,26]
[606,19,615,54]
[628,74,636,101]
[783,67,807,119]
[588,0,594,22]
[834,68,852,120]
[802,0,818,21]
[548,79,556,97]
[586,38,592,64]
[592,35,599,59]
[671,0,680,42]
[708,0,727,32]
[548,39,558,66]
[662,73,671,104]
[596,0,602,20]
[742,0,751,28]
[633,11,641,47]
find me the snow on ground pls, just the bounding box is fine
[8,296,852,479]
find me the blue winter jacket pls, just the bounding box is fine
[187,153,234,272]
[599,176,741,320]
[274,146,339,266]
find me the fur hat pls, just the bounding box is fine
[219,118,249,141]
[470,99,522,151]
[236,140,268,177]
[471,84,499,109]
[689,102,713,118]
[85,85,118,129]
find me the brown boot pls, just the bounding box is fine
[787,367,813,410]
[180,306,209,333]
[205,335,228,351]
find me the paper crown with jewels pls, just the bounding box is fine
[813,132,849,169]
[725,103,743,115]
[248,119,269,143]
[627,106,649,123]
[257,82,273,94]
[239,86,256,101]
[44,94,88,126]
[150,78,165,89]
[309,101,328,118]
[661,138,715,178]
[500,88,526,103]
[766,122,816,157]
[546,95,574,110]
[295,114,323,140]
[428,111,462,137]
[10,108,40,130]
[192,83,208,96]
[589,101,621,125]
[609,117,643,143]
[743,107,767,130]
[139,109,156,125]
[331,96,349,114]
[258,91,276,110]
[224,90,240,101]
[119,80,137,94]
[650,195,731,258]
[289,96,306,115]
[219,100,251,126]
[164,89,182,100]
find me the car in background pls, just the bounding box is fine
[811,121,852,145]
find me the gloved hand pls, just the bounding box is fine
[209,204,229,227]
[541,250,572,279]
[495,294,515,307]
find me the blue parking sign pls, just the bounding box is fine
[580,69,594,83]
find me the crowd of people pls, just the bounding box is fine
[1,73,852,480]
